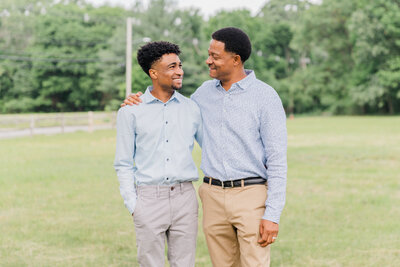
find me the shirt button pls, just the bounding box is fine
[166,158,170,162]
[166,140,169,143]
[164,104,167,107]
[165,121,168,124]
[166,177,169,180]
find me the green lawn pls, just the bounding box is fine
[1,117,399,266]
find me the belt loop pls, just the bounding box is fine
[241,179,244,187]
[180,182,183,194]
[221,180,224,189]
[157,185,160,198]
[231,180,234,188]
[208,177,212,187]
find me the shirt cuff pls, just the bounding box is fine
[262,210,280,224]
[125,198,137,215]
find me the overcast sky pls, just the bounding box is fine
[86,0,267,17]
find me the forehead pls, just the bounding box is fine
[208,39,226,54]
[156,53,180,66]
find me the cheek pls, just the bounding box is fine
[213,61,222,69]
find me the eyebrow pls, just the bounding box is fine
[167,61,182,67]
[208,50,220,56]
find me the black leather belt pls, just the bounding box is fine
[203,177,266,188]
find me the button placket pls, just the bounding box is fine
[163,102,170,182]
[165,102,171,166]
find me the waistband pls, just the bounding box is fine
[203,177,266,188]
[136,181,193,197]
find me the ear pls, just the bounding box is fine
[149,69,158,80]
[233,54,242,66]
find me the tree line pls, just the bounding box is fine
[0,0,399,114]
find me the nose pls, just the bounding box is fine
[177,67,184,76]
[206,56,212,65]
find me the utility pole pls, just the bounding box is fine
[125,17,132,97]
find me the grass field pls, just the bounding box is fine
[1,116,399,266]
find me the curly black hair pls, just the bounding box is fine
[137,41,181,76]
[211,27,252,63]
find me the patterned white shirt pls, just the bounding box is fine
[191,70,287,223]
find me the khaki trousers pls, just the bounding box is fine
[133,182,198,267]
[199,182,270,267]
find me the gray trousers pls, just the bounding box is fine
[133,182,198,267]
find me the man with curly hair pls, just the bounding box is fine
[114,41,202,267]
[123,27,287,267]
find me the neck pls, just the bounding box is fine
[221,68,247,91]
[151,86,174,103]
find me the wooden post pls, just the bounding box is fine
[60,113,65,133]
[29,115,35,136]
[110,112,114,129]
[88,111,94,133]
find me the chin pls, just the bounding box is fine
[208,71,217,78]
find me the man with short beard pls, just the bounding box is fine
[114,41,202,267]
[193,27,287,267]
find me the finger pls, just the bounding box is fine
[120,103,126,107]
[258,231,269,245]
[258,223,263,238]
[124,99,133,106]
[259,235,270,247]
[129,99,140,105]
[127,97,141,104]
[129,92,143,102]
[129,96,142,103]
[258,223,265,243]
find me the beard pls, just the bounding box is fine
[172,84,182,90]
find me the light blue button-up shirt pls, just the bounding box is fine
[191,70,287,223]
[114,87,203,215]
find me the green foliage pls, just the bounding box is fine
[347,0,400,113]
[0,0,399,114]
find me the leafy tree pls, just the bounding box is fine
[28,2,124,111]
[348,0,400,113]
[0,0,399,114]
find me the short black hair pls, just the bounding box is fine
[211,27,252,63]
[137,41,181,76]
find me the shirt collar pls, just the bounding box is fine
[214,69,256,90]
[143,86,181,104]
